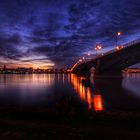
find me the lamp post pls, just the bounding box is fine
[116,32,121,48]
[94,47,98,55]
[94,44,102,56]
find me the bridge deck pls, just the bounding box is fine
[72,38,140,73]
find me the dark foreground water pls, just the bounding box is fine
[0,73,140,112]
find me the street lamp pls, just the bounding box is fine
[117,32,121,36]
[94,44,102,55]
[87,53,90,56]
[116,31,122,48]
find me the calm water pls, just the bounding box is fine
[0,73,140,112]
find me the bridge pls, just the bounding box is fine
[71,38,140,76]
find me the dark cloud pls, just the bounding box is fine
[31,39,83,67]
[0,0,139,68]
[0,33,23,60]
[66,0,140,38]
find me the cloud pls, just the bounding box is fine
[0,33,23,60]
[66,0,140,41]
[0,0,140,68]
[31,40,82,67]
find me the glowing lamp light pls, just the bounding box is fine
[87,53,90,56]
[116,45,123,51]
[97,45,102,50]
[94,47,97,51]
[95,45,102,51]
[116,46,120,50]
[117,32,121,36]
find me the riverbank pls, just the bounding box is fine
[0,106,140,140]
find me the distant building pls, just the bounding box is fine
[3,65,7,71]
[16,67,33,74]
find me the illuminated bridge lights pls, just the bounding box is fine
[71,37,140,73]
[116,45,124,51]
[87,53,90,56]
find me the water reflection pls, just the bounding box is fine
[0,73,140,112]
[0,74,55,86]
[93,95,104,111]
[70,74,104,111]
[122,73,140,98]
[0,74,56,105]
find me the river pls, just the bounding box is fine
[0,73,140,112]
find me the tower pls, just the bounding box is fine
[3,65,6,71]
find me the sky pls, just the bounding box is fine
[0,0,140,69]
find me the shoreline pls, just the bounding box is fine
[0,106,140,139]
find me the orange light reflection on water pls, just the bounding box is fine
[93,95,103,111]
[71,74,104,111]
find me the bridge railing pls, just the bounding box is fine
[100,38,140,58]
[93,37,140,59]
[71,37,140,71]
[123,38,140,48]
